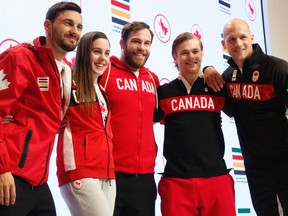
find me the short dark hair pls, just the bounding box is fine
[121,21,154,43]
[46,2,82,22]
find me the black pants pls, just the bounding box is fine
[245,162,288,216]
[113,172,157,216]
[0,176,56,216]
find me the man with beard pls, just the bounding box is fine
[0,2,82,215]
[100,21,160,216]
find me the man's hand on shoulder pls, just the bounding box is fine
[203,66,225,92]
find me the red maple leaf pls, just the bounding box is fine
[193,30,202,40]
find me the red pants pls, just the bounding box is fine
[158,174,236,216]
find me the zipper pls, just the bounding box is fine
[18,129,33,168]
[32,54,60,187]
[38,139,53,187]
[47,54,62,99]
[97,88,112,182]
[136,76,142,175]
[105,128,111,183]
[84,135,88,159]
[238,69,244,100]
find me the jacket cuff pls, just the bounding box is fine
[202,65,214,74]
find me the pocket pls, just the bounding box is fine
[84,134,89,160]
[18,129,33,168]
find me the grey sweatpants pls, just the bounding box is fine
[60,178,116,216]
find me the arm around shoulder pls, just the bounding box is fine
[202,66,225,92]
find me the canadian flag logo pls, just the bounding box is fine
[72,179,83,190]
[0,69,10,90]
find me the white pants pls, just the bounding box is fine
[60,178,116,216]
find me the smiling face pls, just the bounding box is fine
[90,38,110,82]
[221,18,254,68]
[120,28,152,71]
[173,37,202,77]
[44,10,83,59]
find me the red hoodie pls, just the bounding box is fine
[100,56,159,174]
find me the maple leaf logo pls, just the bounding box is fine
[193,30,202,40]
[0,69,10,90]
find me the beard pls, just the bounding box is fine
[124,50,149,70]
[58,40,78,52]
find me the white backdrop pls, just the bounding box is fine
[1,0,267,215]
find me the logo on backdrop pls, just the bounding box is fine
[111,0,131,33]
[154,14,171,43]
[218,0,231,15]
[221,33,230,67]
[159,77,170,85]
[245,0,256,21]
[232,147,247,183]
[64,51,76,67]
[191,24,204,44]
[238,208,252,214]
[0,39,20,53]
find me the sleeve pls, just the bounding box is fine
[154,104,164,123]
[220,69,236,117]
[151,72,162,123]
[221,85,235,118]
[151,72,160,88]
[272,59,288,107]
[0,48,29,174]
[202,65,214,73]
[154,86,165,123]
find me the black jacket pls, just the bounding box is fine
[157,76,230,178]
[223,44,288,167]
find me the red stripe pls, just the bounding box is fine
[232,155,243,160]
[160,95,225,115]
[111,0,130,10]
[226,83,277,101]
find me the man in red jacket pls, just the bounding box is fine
[0,2,82,216]
[100,21,160,216]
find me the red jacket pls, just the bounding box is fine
[57,82,115,186]
[0,37,62,186]
[99,56,159,174]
